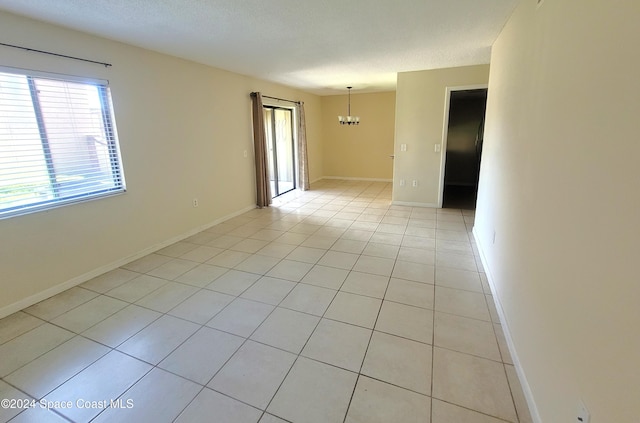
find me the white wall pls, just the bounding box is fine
[0,11,323,315]
[475,0,640,421]
[394,65,489,206]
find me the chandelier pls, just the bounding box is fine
[338,86,359,125]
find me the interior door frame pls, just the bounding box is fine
[437,84,488,208]
[262,104,297,197]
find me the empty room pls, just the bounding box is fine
[0,1,638,422]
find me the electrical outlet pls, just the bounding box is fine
[192,198,199,208]
[399,179,405,187]
[412,180,418,187]
[577,400,590,423]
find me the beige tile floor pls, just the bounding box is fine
[0,180,533,423]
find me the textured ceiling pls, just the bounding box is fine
[0,0,519,95]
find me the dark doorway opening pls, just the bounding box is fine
[442,89,487,210]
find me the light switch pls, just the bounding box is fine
[400,144,407,152]
[435,144,441,152]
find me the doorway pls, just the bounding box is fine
[263,106,296,198]
[441,88,487,210]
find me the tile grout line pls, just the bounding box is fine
[340,238,400,423]
[431,231,439,423]
[257,207,381,422]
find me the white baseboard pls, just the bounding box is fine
[472,227,542,423]
[0,204,256,319]
[320,176,393,182]
[391,201,439,208]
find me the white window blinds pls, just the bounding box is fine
[0,68,125,218]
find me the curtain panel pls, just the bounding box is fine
[250,92,271,207]
[297,102,310,191]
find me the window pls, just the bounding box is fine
[0,67,125,218]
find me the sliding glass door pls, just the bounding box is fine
[263,106,296,197]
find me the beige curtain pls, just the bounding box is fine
[251,92,271,207]
[297,102,310,191]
